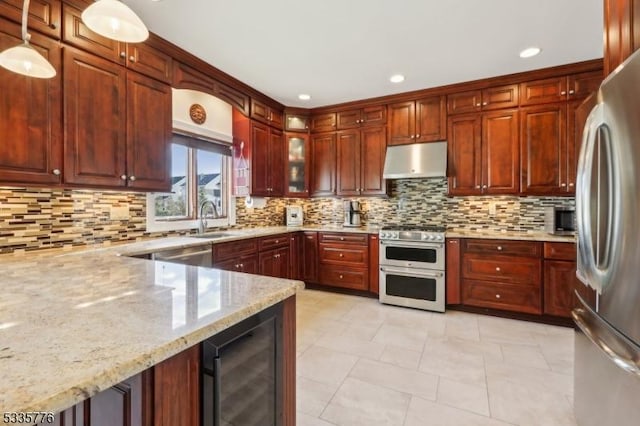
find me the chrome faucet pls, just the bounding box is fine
[198,200,219,234]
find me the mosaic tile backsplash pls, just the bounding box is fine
[0,178,574,253]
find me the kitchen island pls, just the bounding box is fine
[0,247,301,425]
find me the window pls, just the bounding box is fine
[147,137,235,232]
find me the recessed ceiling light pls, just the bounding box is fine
[519,47,541,58]
[390,74,405,83]
[298,94,311,101]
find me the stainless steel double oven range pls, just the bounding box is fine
[378,225,446,312]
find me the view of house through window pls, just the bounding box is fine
[149,140,232,230]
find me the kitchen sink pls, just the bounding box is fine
[190,231,239,239]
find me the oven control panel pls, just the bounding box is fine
[379,230,444,242]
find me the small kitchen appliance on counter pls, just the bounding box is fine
[285,205,303,226]
[544,207,576,235]
[343,200,362,227]
[378,225,446,312]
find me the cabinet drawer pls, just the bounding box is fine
[214,254,258,274]
[259,234,290,251]
[319,232,368,245]
[543,242,576,260]
[319,244,368,266]
[463,239,542,257]
[319,267,369,291]
[212,238,257,262]
[462,254,541,286]
[462,280,542,314]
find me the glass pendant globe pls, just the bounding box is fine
[0,42,56,78]
[82,0,149,43]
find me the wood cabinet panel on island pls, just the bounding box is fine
[0,19,62,186]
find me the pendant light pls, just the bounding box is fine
[0,0,56,79]
[81,0,149,43]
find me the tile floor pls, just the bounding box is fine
[295,289,576,426]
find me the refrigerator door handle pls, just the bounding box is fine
[576,103,604,291]
[573,304,640,377]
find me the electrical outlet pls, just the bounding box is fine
[489,202,497,216]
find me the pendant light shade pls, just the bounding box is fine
[0,42,56,78]
[0,0,56,79]
[82,0,149,43]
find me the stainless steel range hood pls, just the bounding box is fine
[383,141,447,179]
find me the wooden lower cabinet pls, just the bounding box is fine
[543,242,583,318]
[446,238,461,304]
[259,246,290,278]
[153,346,200,426]
[302,231,319,282]
[368,235,379,294]
[318,232,369,291]
[461,239,542,314]
[289,233,303,280]
[214,255,258,274]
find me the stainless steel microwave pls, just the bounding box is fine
[545,207,576,235]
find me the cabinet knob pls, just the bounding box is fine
[482,102,488,106]
[340,237,345,241]
[496,294,501,299]
[275,239,279,243]
[129,56,136,62]
[476,103,481,107]
[569,89,575,95]
[52,168,61,176]
[339,253,344,257]
[449,240,457,244]
[410,135,415,139]
[416,134,420,139]
[240,263,244,267]
[129,176,136,181]
[235,264,240,269]
[475,185,481,189]
[482,185,487,189]
[497,246,503,251]
[120,52,126,59]
[121,174,127,180]
[291,237,295,241]
[496,267,501,272]
[560,183,566,187]
[561,91,567,96]
[569,183,575,187]
[339,275,344,279]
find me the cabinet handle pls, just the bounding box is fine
[569,89,575,95]
[120,52,126,59]
[569,183,575,187]
[129,176,136,181]
[120,174,127,180]
[482,102,488,106]
[129,56,136,62]
[449,240,457,244]
[497,246,503,251]
[476,103,481,107]
[496,267,501,272]
[560,183,566,187]
[482,185,487,189]
[496,294,501,299]
[561,91,567,96]
[52,169,61,176]
[475,185,481,189]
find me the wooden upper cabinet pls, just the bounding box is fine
[448,114,482,195]
[336,130,360,196]
[0,0,61,39]
[125,34,173,84]
[62,2,126,64]
[251,99,284,129]
[568,94,597,191]
[310,132,336,196]
[388,96,445,145]
[63,47,127,187]
[310,112,337,132]
[269,128,285,196]
[520,72,603,106]
[483,109,519,194]
[604,0,640,75]
[416,96,446,142]
[448,85,518,114]
[285,114,310,132]
[250,122,270,196]
[360,126,387,195]
[520,103,567,195]
[126,72,172,191]
[0,19,62,186]
[336,105,386,129]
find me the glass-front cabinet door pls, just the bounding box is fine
[285,133,310,197]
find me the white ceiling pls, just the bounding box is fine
[125,0,603,108]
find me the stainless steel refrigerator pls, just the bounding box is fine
[574,49,640,426]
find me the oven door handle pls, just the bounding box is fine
[380,266,444,278]
[380,240,444,250]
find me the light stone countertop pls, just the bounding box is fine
[0,248,302,415]
[445,229,576,243]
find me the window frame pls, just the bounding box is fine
[146,142,236,233]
